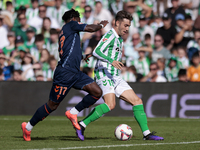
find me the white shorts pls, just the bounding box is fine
[96,76,132,97]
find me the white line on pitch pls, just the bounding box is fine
[14,141,200,150]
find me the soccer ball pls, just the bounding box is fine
[114,124,133,141]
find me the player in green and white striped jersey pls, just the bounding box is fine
[76,10,164,141]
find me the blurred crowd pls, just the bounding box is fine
[0,0,200,82]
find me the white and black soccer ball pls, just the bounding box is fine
[114,124,133,141]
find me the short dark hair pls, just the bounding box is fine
[115,10,133,25]
[145,33,151,40]
[178,69,186,77]
[0,68,3,75]
[13,69,23,75]
[150,62,159,69]
[62,9,80,22]
[6,1,12,6]
[50,28,58,35]
[17,13,25,19]
[84,5,92,11]
[35,34,44,43]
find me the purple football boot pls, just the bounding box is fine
[143,131,164,140]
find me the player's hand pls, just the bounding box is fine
[83,53,92,64]
[99,20,109,28]
[111,61,124,70]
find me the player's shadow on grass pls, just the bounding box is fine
[15,135,110,141]
[15,136,80,141]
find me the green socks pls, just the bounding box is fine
[83,103,110,126]
[133,104,149,133]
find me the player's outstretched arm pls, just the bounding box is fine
[84,20,108,32]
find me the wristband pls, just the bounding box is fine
[100,24,104,28]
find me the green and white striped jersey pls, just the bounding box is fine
[93,28,123,80]
[47,5,68,26]
[126,57,150,76]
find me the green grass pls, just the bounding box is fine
[0,116,200,150]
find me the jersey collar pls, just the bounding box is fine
[112,28,119,38]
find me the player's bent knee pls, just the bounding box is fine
[133,98,143,105]
[92,86,102,98]
[106,102,115,110]
[47,100,60,111]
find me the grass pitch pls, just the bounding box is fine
[0,116,200,150]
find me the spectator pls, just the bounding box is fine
[35,70,45,81]
[164,0,186,26]
[0,68,3,81]
[126,1,152,18]
[38,17,52,40]
[186,29,200,50]
[143,33,153,49]
[81,5,94,24]
[46,28,59,61]
[0,52,13,81]
[1,1,14,28]
[15,36,24,47]
[156,13,177,50]
[165,56,179,82]
[0,14,9,49]
[151,34,171,62]
[153,0,172,17]
[157,57,166,77]
[120,65,138,82]
[28,5,59,31]
[177,68,188,82]
[126,48,151,76]
[47,0,68,26]
[187,47,199,61]
[2,31,15,58]
[86,0,109,10]
[81,29,103,69]
[9,45,27,70]
[140,62,167,82]
[39,49,50,74]
[125,1,139,28]
[26,0,39,21]
[24,27,36,51]
[176,46,189,69]
[12,69,23,81]
[30,34,46,62]
[175,14,195,47]
[109,0,124,16]
[150,14,164,34]
[187,52,200,82]
[124,33,142,60]
[21,53,34,81]
[43,56,57,81]
[22,62,42,81]
[12,13,36,42]
[93,1,113,32]
[74,0,86,19]
[180,0,199,20]
[137,14,155,44]
[128,65,143,82]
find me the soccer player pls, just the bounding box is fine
[73,10,164,141]
[21,9,108,141]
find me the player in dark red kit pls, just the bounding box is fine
[21,9,108,141]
